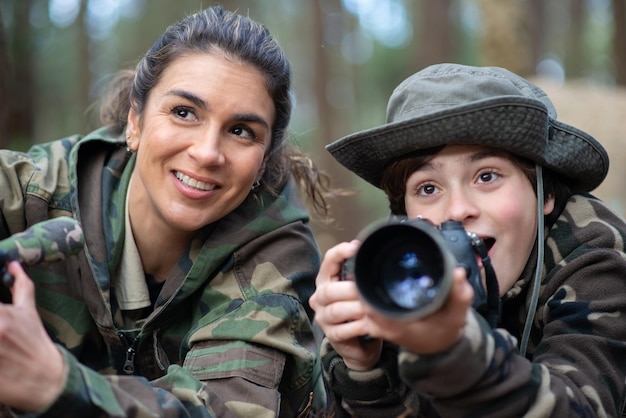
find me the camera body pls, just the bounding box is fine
[343,218,487,320]
[0,255,13,303]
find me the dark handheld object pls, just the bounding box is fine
[343,218,495,322]
[0,217,84,302]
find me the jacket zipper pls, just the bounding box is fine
[118,332,140,375]
[114,282,184,376]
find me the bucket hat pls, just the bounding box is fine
[326,63,608,191]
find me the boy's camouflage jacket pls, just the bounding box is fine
[0,126,326,417]
[323,194,626,417]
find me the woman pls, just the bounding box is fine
[310,63,626,417]
[0,6,329,417]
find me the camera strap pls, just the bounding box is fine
[519,164,545,357]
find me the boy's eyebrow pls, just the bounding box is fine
[468,149,506,163]
[422,149,501,168]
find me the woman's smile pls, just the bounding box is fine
[174,170,217,192]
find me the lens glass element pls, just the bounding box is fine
[380,244,441,309]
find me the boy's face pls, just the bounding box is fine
[403,145,555,295]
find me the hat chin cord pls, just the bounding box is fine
[519,164,545,358]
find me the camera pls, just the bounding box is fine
[0,247,18,303]
[342,218,488,320]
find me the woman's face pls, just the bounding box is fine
[126,52,274,234]
[403,145,555,295]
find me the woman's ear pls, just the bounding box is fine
[254,160,267,184]
[125,107,141,152]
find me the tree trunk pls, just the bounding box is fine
[614,0,626,85]
[565,0,586,78]
[526,0,547,70]
[0,6,8,148]
[414,0,455,70]
[77,0,91,133]
[479,0,532,75]
[6,0,35,146]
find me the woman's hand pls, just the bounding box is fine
[309,241,383,371]
[0,261,66,411]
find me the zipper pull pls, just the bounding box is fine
[123,346,136,375]
[118,331,139,375]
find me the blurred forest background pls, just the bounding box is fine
[1,0,625,251]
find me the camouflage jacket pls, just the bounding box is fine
[323,194,626,418]
[0,126,326,417]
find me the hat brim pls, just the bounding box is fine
[326,96,608,191]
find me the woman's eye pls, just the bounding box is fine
[231,125,256,141]
[172,107,196,121]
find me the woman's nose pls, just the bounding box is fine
[188,128,226,166]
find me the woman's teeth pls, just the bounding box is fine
[175,171,215,191]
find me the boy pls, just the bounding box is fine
[310,63,626,417]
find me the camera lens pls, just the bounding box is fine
[380,245,440,309]
[352,221,455,319]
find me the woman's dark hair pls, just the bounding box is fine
[99,6,331,216]
[380,146,573,226]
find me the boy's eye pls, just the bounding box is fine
[418,184,438,195]
[478,172,497,183]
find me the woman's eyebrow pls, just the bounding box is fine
[165,89,270,130]
[232,113,270,131]
[166,89,207,110]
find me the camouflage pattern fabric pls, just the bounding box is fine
[0,126,327,417]
[0,216,83,265]
[323,194,626,418]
